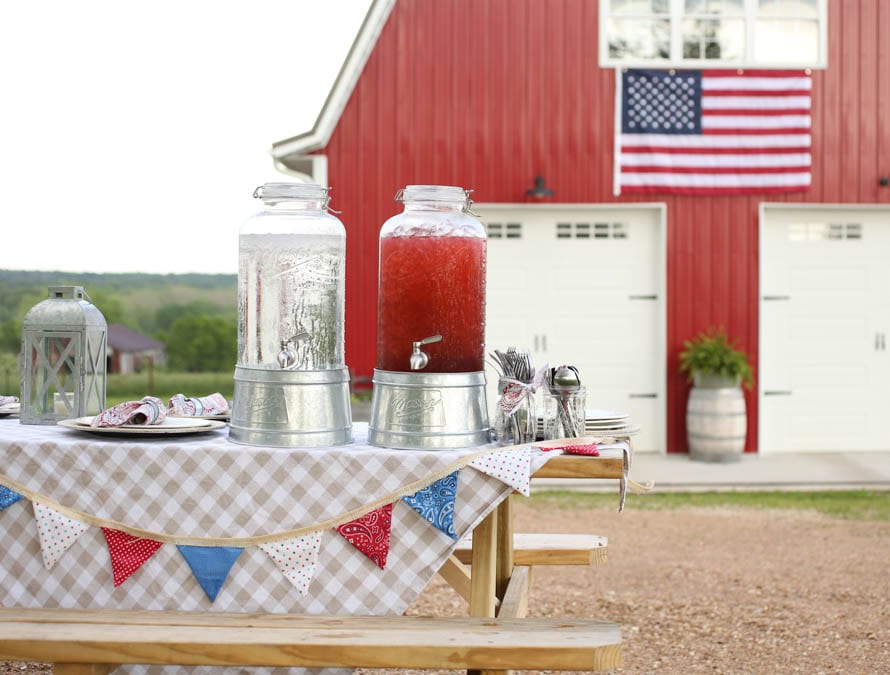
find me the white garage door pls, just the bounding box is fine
[760,206,890,453]
[477,204,665,453]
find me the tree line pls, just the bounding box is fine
[0,270,237,372]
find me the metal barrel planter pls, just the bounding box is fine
[686,375,746,462]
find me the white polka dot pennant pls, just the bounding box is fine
[33,501,90,570]
[259,530,323,595]
[469,446,533,496]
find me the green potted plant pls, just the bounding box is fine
[679,327,753,389]
[679,327,753,462]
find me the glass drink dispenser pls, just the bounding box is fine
[229,183,352,447]
[368,185,490,449]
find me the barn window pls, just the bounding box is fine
[555,222,629,239]
[505,222,522,238]
[600,0,826,69]
[486,222,523,239]
[789,222,864,242]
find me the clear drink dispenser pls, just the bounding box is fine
[229,183,352,447]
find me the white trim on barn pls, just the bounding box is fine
[272,155,329,187]
[759,203,890,453]
[476,202,667,453]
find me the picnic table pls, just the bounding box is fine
[0,417,629,673]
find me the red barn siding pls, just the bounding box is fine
[322,0,890,453]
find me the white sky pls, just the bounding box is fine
[0,0,373,275]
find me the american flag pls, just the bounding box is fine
[614,69,812,195]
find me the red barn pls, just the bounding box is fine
[271,0,890,455]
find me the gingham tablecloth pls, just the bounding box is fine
[0,418,553,675]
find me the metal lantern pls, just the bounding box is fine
[20,286,107,425]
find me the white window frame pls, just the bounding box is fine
[599,0,827,70]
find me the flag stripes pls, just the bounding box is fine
[615,68,812,195]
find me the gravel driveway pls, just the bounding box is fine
[380,498,890,674]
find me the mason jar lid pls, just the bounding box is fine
[396,185,471,203]
[253,182,330,202]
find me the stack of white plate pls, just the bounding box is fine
[0,402,19,418]
[585,409,633,434]
[535,408,640,440]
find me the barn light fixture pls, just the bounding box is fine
[526,175,554,199]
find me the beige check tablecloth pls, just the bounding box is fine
[0,418,552,675]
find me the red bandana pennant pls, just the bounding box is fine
[101,527,163,587]
[335,503,393,569]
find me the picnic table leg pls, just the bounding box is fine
[469,506,498,618]
[495,496,514,600]
[469,496,519,675]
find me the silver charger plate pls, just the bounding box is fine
[58,416,226,436]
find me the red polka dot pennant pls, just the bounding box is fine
[259,530,322,595]
[469,446,533,496]
[33,501,90,570]
[101,527,164,587]
[335,503,393,569]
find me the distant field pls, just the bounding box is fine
[106,370,235,405]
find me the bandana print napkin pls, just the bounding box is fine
[92,396,166,427]
[168,392,229,417]
[0,395,18,406]
[402,471,458,539]
[336,504,393,570]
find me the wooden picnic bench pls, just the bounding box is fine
[0,607,622,673]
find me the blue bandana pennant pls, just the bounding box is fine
[402,471,458,539]
[177,545,244,602]
[0,485,23,511]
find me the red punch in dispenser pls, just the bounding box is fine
[368,185,490,449]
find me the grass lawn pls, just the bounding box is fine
[529,489,890,521]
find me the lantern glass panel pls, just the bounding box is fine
[20,286,106,425]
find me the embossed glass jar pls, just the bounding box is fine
[230,182,351,447]
[238,183,345,370]
[376,185,486,373]
[369,185,489,450]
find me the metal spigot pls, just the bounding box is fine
[409,334,443,370]
[276,332,310,369]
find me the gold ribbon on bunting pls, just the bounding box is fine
[0,440,542,547]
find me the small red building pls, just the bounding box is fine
[107,324,166,375]
[271,0,890,455]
